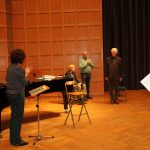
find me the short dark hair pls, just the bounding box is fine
[10,49,26,64]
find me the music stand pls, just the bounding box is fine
[28,85,54,145]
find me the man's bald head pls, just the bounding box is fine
[82,51,88,59]
[111,48,118,57]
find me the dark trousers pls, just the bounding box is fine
[62,91,68,110]
[7,93,25,144]
[81,73,91,97]
[109,78,119,102]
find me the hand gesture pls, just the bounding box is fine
[25,67,32,76]
[87,60,91,64]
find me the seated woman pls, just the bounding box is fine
[65,64,82,91]
[63,64,86,112]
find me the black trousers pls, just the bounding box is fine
[7,93,25,144]
[62,91,68,110]
[81,73,91,97]
[108,78,119,101]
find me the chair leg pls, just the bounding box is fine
[64,98,75,128]
[83,104,91,124]
[70,107,75,128]
[64,104,71,124]
[78,103,84,122]
[78,97,91,124]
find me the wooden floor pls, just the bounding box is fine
[0,90,150,150]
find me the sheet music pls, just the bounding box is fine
[140,73,150,92]
[36,75,63,81]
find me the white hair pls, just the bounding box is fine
[111,48,118,53]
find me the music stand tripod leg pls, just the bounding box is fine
[29,95,54,145]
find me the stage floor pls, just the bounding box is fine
[0,90,150,150]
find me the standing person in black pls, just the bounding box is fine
[105,48,123,104]
[6,49,31,146]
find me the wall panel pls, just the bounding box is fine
[53,56,64,68]
[11,0,103,95]
[13,28,25,41]
[77,40,89,53]
[0,0,13,83]
[13,14,24,27]
[25,0,37,13]
[38,13,50,26]
[40,56,51,69]
[26,14,37,27]
[51,0,62,11]
[28,56,39,68]
[64,26,75,39]
[39,42,51,55]
[65,55,77,67]
[76,0,88,10]
[64,41,75,54]
[64,12,75,25]
[38,0,49,12]
[26,28,38,41]
[52,41,63,55]
[26,42,38,56]
[76,11,88,25]
[39,27,50,40]
[51,13,62,25]
[89,0,101,9]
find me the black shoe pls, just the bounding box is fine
[13,140,28,146]
[85,98,88,101]
[115,100,119,104]
[111,101,115,104]
[86,96,93,99]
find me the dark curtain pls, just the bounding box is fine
[102,0,150,89]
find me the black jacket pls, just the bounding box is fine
[105,56,123,80]
[65,71,80,83]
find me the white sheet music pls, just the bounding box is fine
[36,75,63,81]
[140,73,150,92]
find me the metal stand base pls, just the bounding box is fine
[29,135,54,145]
[29,95,54,145]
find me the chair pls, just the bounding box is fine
[64,81,91,128]
[118,77,127,102]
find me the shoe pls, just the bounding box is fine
[111,101,115,104]
[115,100,119,104]
[86,96,93,99]
[85,98,88,101]
[13,140,28,146]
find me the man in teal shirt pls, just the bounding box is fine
[79,51,94,99]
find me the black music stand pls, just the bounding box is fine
[28,85,54,145]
